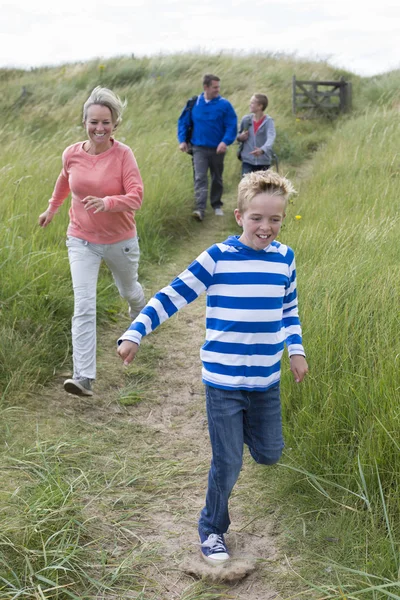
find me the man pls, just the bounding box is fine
[177,74,238,221]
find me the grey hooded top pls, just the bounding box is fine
[238,113,276,166]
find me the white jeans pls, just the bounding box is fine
[66,236,146,380]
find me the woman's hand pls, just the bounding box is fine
[38,208,55,227]
[82,196,105,213]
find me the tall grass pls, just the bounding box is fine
[0,433,168,598]
[282,108,400,480]
[272,106,400,595]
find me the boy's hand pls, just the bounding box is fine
[290,355,308,383]
[250,147,264,156]
[117,340,139,366]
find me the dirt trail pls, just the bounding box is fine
[36,195,289,599]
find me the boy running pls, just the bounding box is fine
[117,171,308,565]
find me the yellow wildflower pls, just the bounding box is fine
[295,215,302,220]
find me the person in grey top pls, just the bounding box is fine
[237,94,276,176]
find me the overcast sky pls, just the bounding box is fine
[2,0,399,77]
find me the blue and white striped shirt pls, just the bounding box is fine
[119,236,305,391]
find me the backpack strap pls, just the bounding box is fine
[186,95,198,113]
[240,114,253,132]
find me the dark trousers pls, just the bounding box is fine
[192,146,225,214]
[241,162,270,176]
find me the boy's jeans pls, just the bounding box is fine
[241,162,270,176]
[66,236,146,380]
[198,384,284,535]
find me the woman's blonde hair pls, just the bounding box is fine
[82,86,127,127]
[237,170,296,212]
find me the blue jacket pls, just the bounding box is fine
[177,93,238,148]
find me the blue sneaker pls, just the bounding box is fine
[199,530,230,566]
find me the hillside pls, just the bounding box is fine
[1,53,400,599]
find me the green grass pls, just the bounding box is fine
[0,410,207,598]
[270,104,400,598]
[1,52,400,598]
[0,438,155,598]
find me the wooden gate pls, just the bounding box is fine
[292,76,352,118]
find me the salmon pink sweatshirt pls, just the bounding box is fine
[48,140,143,244]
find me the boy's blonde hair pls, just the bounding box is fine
[82,86,127,127]
[237,171,296,212]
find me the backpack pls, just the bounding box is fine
[237,115,253,160]
[183,95,198,155]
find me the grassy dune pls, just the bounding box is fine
[1,53,400,598]
[0,52,351,399]
[274,105,400,595]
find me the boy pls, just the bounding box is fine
[117,171,308,566]
[237,93,276,176]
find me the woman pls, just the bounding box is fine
[39,86,145,397]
